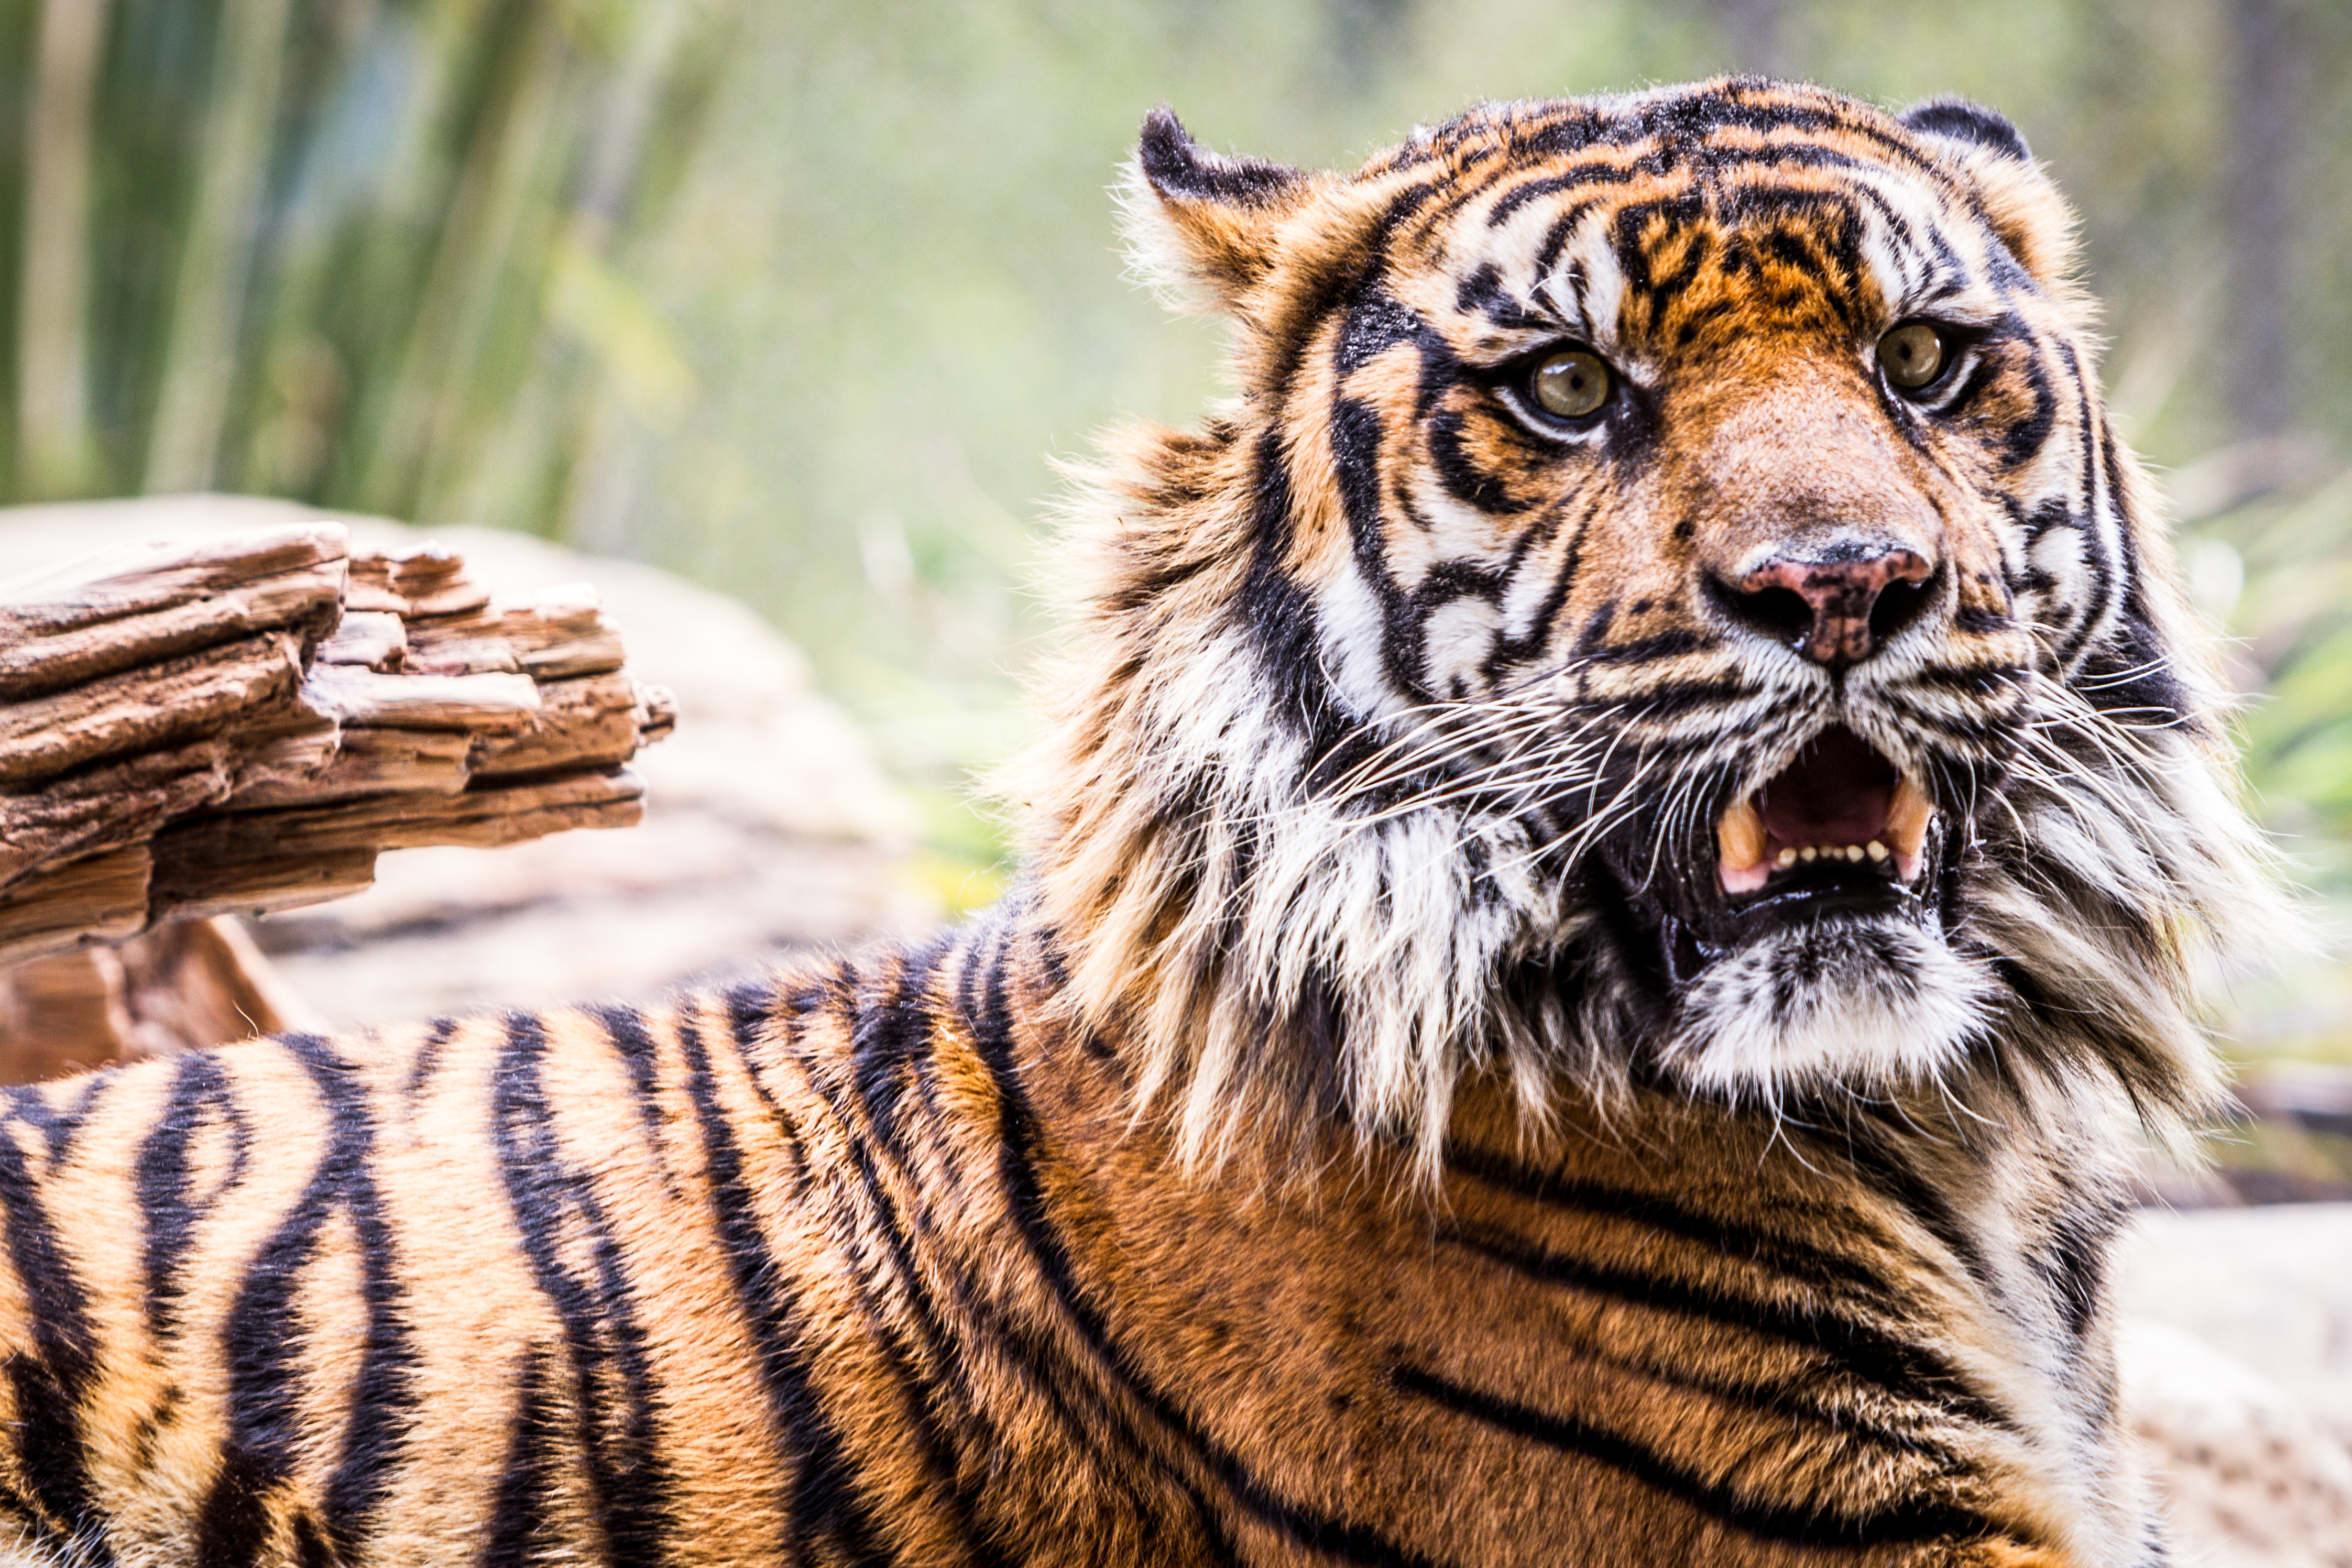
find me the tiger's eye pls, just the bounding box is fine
[1530,349,1610,419]
[1878,322,1948,389]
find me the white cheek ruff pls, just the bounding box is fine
[1418,597,1500,694]
[1320,553,1405,720]
[1660,915,1996,1101]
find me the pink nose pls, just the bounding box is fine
[1732,549,1933,668]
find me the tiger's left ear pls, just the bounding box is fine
[1899,97,2079,295]
[1126,107,1316,313]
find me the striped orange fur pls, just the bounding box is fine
[0,80,2281,1564]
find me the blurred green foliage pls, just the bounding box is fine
[4,0,2350,938]
[1,0,729,523]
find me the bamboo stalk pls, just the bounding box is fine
[411,13,581,525]
[14,0,111,500]
[550,0,695,545]
[357,1,570,520]
[143,0,298,494]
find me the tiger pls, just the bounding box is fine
[0,77,2281,1566]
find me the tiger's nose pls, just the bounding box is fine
[1722,546,1934,668]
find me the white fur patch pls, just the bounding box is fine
[1661,915,1996,1100]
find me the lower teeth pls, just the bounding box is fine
[1777,842,1889,868]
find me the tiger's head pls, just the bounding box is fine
[1022,79,2277,1168]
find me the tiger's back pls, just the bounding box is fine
[1,911,2130,1564]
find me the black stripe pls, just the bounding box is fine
[676,1013,883,1562]
[1449,261,1550,333]
[772,918,1188,1551]
[961,931,1446,1568]
[706,985,818,1187]
[1236,426,1356,766]
[1423,408,1534,518]
[1576,628,1714,665]
[2050,339,2116,674]
[199,1034,338,1568]
[1264,181,1436,411]
[1335,289,1425,377]
[493,1014,675,1568]
[1804,1112,1998,1300]
[1442,1142,1900,1302]
[136,1052,241,1339]
[1392,1365,2000,1547]
[194,1446,272,1568]
[402,1017,461,1110]
[1439,1219,2005,1428]
[851,940,951,1150]
[1520,491,1601,676]
[12,1074,110,1168]
[1428,1237,1962,1444]
[1331,394,1432,700]
[0,1090,112,1564]
[195,1035,420,1567]
[2088,427,2191,726]
[478,1348,560,1568]
[723,982,775,1054]
[1482,157,1646,227]
[956,941,1244,1567]
[581,1003,678,1193]
[2033,1186,2124,1346]
[1473,497,1578,683]
[1999,341,2059,467]
[302,1035,422,1559]
[1585,675,1758,715]
[290,1512,334,1568]
[594,1003,664,1136]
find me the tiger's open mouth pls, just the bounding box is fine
[1715,726,1935,904]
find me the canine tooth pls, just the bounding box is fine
[1865,839,1889,862]
[1775,847,1798,869]
[1799,846,1818,863]
[1887,776,1935,881]
[1715,797,1773,894]
[1717,797,1765,869]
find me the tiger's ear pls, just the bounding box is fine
[1126,107,1314,313]
[1898,96,2079,295]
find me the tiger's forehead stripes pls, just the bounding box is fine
[1407,176,1999,369]
[1320,109,2059,401]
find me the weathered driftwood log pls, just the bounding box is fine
[0,522,675,978]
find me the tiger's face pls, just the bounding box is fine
[1031,80,2271,1165]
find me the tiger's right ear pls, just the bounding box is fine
[1126,108,1313,313]
[1897,96,2078,297]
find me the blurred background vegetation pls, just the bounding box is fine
[2,0,2350,1078]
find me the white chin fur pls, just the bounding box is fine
[1662,915,1994,1099]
